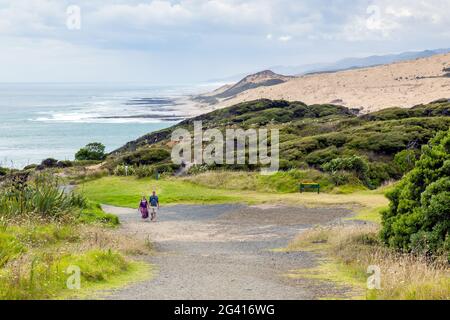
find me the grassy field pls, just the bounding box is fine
[79,175,388,218]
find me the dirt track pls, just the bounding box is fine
[102,204,352,300]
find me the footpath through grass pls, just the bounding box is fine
[79,176,388,215]
[79,176,244,207]
[78,174,450,300]
[79,173,450,301]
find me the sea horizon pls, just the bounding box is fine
[0,82,216,169]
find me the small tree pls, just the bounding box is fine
[75,142,106,161]
[381,129,450,255]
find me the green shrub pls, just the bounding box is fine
[329,170,361,186]
[322,156,369,179]
[113,165,135,176]
[135,165,154,179]
[75,142,107,161]
[381,129,450,256]
[394,149,419,174]
[0,167,9,176]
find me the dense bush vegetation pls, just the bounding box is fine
[108,99,450,189]
[381,129,450,256]
[107,147,178,179]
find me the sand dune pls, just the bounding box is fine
[216,53,450,113]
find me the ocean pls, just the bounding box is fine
[0,83,211,169]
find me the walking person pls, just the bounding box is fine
[138,196,149,221]
[149,190,160,222]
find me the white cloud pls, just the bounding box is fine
[1,0,450,43]
[92,1,192,29]
[278,35,292,42]
[340,0,450,41]
[0,0,64,35]
[0,0,449,82]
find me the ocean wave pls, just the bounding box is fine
[32,114,171,124]
[29,96,192,124]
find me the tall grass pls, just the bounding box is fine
[288,225,450,300]
[0,249,129,300]
[0,222,152,300]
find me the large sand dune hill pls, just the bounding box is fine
[218,53,450,113]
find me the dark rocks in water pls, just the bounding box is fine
[125,98,175,106]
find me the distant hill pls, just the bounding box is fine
[206,48,450,82]
[272,48,450,75]
[214,53,450,113]
[195,70,294,104]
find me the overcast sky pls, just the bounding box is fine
[1,0,449,83]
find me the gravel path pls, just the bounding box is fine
[102,203,352,300]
